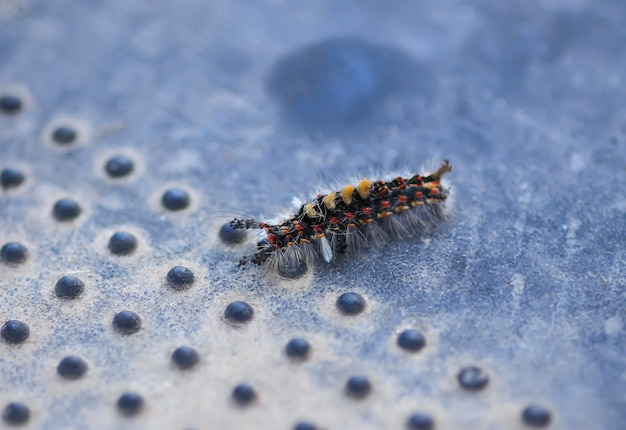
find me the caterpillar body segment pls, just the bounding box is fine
[231,160,452,273]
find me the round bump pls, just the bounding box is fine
[52,199,81,222]
[522,405,552,427]
[171,346,200,370]
[0,242,28,265]
[1,168,25,189]
[285,338,311,360]
[51,126,77,145]
[1,320,30,344]
[457,366,489,391]
[57,355,88,380]
[336,292,366,315]
[52,198,82,221]
[2,402,30,425]
[218,222,247,245]
[294,422,318,430]
[117,392,144,416]
[406,413,434,430]
[397,329,426,353]
[112,311,142,335]
[232,383,256,405]
[108,231,137,255]
[105,155,134,178]
[54,276,85,300]
[161,188,190,211]
[0,94,22,114]
[345,376,371,399]
[277,259,307,279]
[166,266,195,290]
[224,301,254,324]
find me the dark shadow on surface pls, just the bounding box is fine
[266,37,435,135]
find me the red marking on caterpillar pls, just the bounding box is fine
[230,160,452,275]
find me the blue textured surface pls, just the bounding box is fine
[1,1,625,429]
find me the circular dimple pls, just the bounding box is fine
[51,126,78,145]
[406,412,434,430]
[117,392,144,416]
[397,329,426,352]
[54,276,85,300]
[457,366,489,391]
[336,292,366,315]
[172,346,200,370]
[52,198,82,221]
[57,355,88,380]
[1,168,25,189]
[294,422,318,430]
[1,320,30,344]
[277,259,307,279]
[161,188,190,211]
[166,266,195,290]
[2,402,30,425]
[522,405,552,427]
[232,383,256,405]
[345,376,371,399]
[285,338,311,360]
[112,311,142,335]
[108,231,137,255]
[224,301,254,324]
[1,242,28,265]
[0,94,22,114]
[105,155,134,178]
[218,222,247,245]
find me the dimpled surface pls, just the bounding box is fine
[0,1,624,429]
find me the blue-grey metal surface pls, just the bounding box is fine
[1,1,625,429]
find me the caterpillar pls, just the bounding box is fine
[230,160,452,276]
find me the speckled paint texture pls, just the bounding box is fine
[1,0,625,429]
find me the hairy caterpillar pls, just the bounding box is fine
[230,160,452,276]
